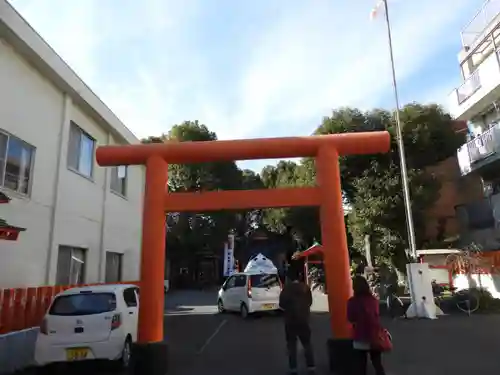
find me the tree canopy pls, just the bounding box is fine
[142,103,464,272]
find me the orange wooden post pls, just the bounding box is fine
[25,287,37,328]
[13,288,26,331]
[0,289,14,334]
[317,147,352,337]
[317,147,353,372]
[43,286,54,314]
[34,287,45,326]
[137,156,168,344]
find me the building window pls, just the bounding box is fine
[56,246,86,285]
[67,122,95,178]
[0,131,35,195]
[105,252,123,283]
[110,166,127,196]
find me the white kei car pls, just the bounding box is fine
[34,284,139,370]
[217,271,282,318]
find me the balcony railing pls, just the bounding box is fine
[468,123,499,163]
[456,70,482,104]
[457,122,500,175]
[461,0,500,47]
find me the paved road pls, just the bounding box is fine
[26,290,500,374]
[165,290,500,375]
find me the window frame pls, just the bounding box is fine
[67,122,96,180]
[0,129,36,196]
[110,165,128,198]
[123,287,138,307]
[234,275,247,287]
[224,276,236,289]
[55,245,87,286]
[105,251,123,283]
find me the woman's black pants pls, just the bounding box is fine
[354,349,386,375]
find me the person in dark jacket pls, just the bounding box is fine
[347,275,386,375]
[279,272,315,375]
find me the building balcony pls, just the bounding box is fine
[449,0,500,120]
[461,0,500,49]
[457,122,500,176]
[448,47,500,120]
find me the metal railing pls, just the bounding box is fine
[461,0,500,47]
[457,122,500,175]
[467,123,500,163]
[456,70,482,104]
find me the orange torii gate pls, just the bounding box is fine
[96,131,390,374]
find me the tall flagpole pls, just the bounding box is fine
[382,0,417,260]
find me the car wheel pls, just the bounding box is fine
[240,303,249,319]
[119,337,132,369]
[217,299,225,313]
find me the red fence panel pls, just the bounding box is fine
[0,280,140,334]
[0,289,14,334]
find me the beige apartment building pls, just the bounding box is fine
[0,0,144,288]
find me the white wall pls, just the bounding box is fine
[0,37,60,287]
[0,37,144,288]
[101,133,144,282]
[453,273,500,299]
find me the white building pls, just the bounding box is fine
[0,1,144,288]
[448,0,500,250]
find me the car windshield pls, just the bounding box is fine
[49,292,117,316]
[250,274,280,288]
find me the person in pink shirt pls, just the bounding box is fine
[347,276,386,375]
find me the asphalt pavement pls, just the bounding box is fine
[20,290,500,375]
[164,290,500,375]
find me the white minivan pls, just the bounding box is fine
[34,284,139,369]
[217,271,282,318]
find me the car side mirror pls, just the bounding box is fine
[222,284,227,290]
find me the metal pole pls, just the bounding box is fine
[382,0,417,259]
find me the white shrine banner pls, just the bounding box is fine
[223,242,235,277]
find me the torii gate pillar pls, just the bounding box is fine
[317,147,353,373]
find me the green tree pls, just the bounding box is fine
[315,104,464,272]
[258,161,320,248]
[142,121,246,258]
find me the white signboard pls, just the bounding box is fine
[223,242,235,277]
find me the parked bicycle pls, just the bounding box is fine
[385,283,406,319]
[434,286,480,316]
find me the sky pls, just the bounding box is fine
[9,0,486,171]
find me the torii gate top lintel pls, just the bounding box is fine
[96,131,390,167]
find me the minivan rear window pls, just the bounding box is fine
[49,292,116,316]
[250,274,280,288]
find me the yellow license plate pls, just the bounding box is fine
[262,304,275,310]
[66,348,89,361]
